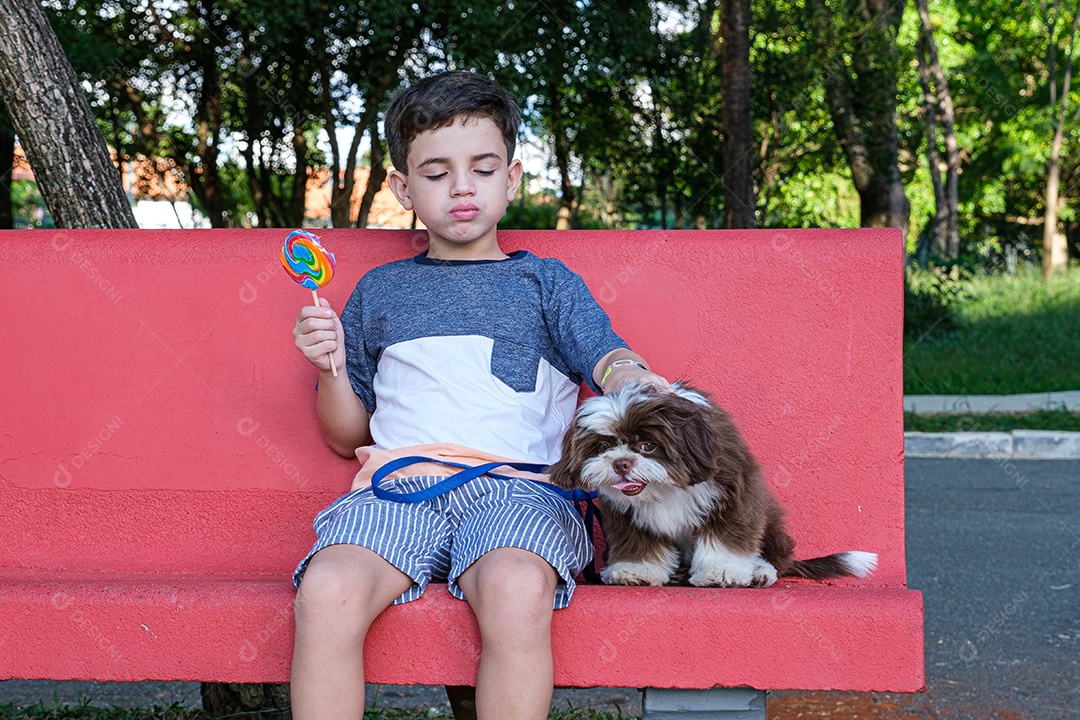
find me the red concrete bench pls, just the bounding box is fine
[0,228,923,718]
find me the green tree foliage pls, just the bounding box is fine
[809,0,911,234]
[45,0,321,227]
[433,0,664,228]
[753,0,855,227]
[316,2,426,227]
[228,1,325,228]
[912,0,1080,266]
[16,0,1079,260]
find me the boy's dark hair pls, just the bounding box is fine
[384,71,521,173]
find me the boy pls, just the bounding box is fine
[291,71,666,720]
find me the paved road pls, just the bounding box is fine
[769,457,1079,720]
[2,458,1077,718]
[901,457,1079,718]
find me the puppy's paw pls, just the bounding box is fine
[748,557,778,587]
[601,560,673,586]
[689,560,753,587]
[690,543,777,588]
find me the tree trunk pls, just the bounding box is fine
[243,138,268,228]
[1043,150,1067,279]
[1043,8,1078,280]
[322,82,368,228]
[571,167,586,227]
[916,33,947,261]
[315,26,350,229]
[356,121,386,228]
[549,82,575,230]
[555,202,573,231]
[0,113,13,229]
[191,0,226,227]
[324,94,385,228]
[0,0,136,229]
[917,0,960,258]
[721,0,755,228]
[654,103,668,229]
[337,124,366,227]
[814,0,910,238]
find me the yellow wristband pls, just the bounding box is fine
[600,359,649,388]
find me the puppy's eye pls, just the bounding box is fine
[639,441,656,453]
[598,441,611,452]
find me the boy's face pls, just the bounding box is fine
[388,116,523,260]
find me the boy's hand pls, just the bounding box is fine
[595,349,672,396]
[602,366,672,396]
[293,298,345,375]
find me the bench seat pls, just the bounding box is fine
[0,228,923,705]
[0,573,922,691]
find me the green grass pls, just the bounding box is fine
[0,702,199,720]
[365,709,452,720]
[904,265,1080,395]
[904,409,1080,432]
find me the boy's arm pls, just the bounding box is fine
[294,301,373,457]
[316,369,372,457]
[593,347,671,395]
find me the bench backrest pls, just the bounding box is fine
[0,229,905,587]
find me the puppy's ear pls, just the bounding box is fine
[686,400,761,492]
[547,421,583,489]
[671,397,729,481]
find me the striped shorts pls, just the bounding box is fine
[293,474,593,608]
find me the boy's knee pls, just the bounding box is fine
[295,554,383,634]
[296,566,358,625]
[466,549,558,625]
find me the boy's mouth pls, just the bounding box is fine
[450,203,480,220]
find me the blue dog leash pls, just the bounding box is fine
[370,455,604,582]
[370,454,596,504]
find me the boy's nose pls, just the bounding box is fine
[451,171,476,196]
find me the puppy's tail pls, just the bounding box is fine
[784,551,878,580]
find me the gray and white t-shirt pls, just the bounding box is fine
[341,250,627,464]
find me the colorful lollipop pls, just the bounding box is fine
[281,229,338,377]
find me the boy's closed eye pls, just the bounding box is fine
[423,168,497,181]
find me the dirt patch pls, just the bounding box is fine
[768,691,1030,720]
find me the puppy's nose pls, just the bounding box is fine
[613,457,634,476]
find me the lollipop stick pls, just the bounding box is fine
[311,288,339,377]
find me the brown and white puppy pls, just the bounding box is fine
[548,382,877,588]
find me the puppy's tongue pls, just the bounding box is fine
[611,480,646,496]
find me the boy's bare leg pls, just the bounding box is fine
[456,547,558,720]
[291,544,414,720]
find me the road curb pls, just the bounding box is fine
[904,390,1080,414]
[904,431,1080,459]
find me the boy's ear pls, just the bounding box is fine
[506,159,523,202]
[387,169,414,211]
